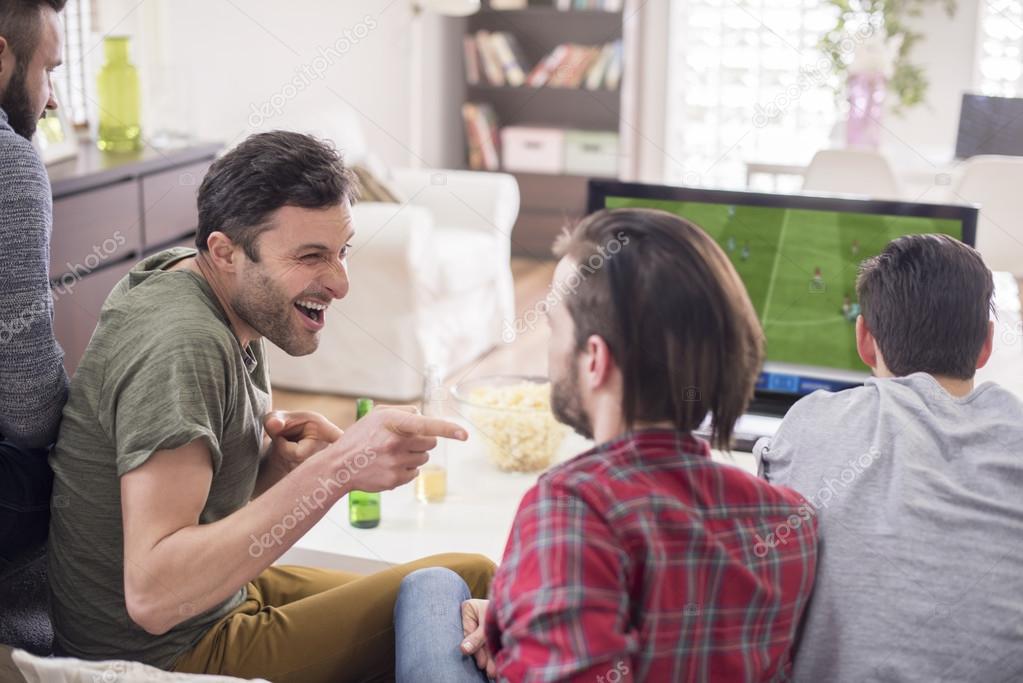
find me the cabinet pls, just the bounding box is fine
[47,143,221,374]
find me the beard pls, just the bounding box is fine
[1,63,41,140]
[550,357,594,440]
[231,265,322,357]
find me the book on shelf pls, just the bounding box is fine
[574,0,621,8]
[462,102,501,171]
[463,35,480,85]
[474,30,505,86]
[523,40,622,90]
[537,0,623,9]
[526,44,569,87]
[491,32,528,87]
[584,42,615,90]
[597,39,621,89]
[467,30,530,88]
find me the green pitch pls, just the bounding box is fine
[604,197,963,372]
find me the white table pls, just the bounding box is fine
[745,147,965,203]
[283,275,1020,571]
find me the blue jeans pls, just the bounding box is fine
[0,439,51,565]
[394,567,490,683]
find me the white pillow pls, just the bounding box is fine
[11,649,269,683]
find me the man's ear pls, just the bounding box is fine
[583,334,615,391]
[0,37,10,81]
[976,319,995,370]
[855,315,878,370]
[203,232,242,271]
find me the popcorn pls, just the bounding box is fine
[466,381,567,473]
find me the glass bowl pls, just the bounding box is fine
[452,375,568,473]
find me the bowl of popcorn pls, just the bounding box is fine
[452,375,568,473]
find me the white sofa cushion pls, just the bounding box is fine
[11,648,267,683]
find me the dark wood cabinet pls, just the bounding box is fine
[47,143,221,374]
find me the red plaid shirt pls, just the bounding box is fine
[486,429,818,683]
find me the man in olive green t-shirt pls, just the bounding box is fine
[48,132,494,682]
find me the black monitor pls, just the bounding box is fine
[955,93,1023,159]
[587,180,979,413]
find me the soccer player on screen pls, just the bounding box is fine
[811,266,824,291]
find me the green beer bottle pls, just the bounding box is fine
[348,398,380,529]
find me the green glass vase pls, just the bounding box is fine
[96,36,142,152]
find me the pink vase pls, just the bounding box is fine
[845,72,886,148]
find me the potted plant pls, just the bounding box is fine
[819,0,958,147]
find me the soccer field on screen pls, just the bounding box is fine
[604,197,964,372]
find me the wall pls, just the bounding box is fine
[92,0,465,169]
[878,0,982,164]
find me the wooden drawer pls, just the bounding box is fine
[141,161,209,249]
[53,258,136,376]
[51,181,142,280]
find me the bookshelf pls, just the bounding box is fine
[460,0,637,258]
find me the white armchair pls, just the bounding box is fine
[266,167,520,400]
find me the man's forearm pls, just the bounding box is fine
[126,447,353,634]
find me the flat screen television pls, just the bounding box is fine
[955,93,1023,159]
[587,180,979,414]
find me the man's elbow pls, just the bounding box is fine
[3,387,68,449]
[124,577,178,636]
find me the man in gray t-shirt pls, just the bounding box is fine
[760,234,1023,682]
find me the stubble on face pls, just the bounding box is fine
[1,64,38,140]
[231,263,321,357]
[550,355,594,440]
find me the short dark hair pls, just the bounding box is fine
[196,131,359,261]
[857,234,993,379]
[554,208,765,449]
[0,0,67,63]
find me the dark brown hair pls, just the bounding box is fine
[196,131,359,261]
[0,0,67,62]
[554,208,765,449]
[857,233,993,380]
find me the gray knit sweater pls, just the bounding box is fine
[0,107,68,449]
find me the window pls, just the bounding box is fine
[976,0,1023,96]
[55,0,94,128]
[665,0,839,190]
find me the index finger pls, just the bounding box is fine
[392,415,467,441]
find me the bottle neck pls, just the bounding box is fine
[104,38,131,65]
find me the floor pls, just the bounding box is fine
[272,258,558,425]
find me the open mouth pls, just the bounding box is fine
[294,300,328,327]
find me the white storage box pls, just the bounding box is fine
[501,126,564,174]
[563,130,619,178]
